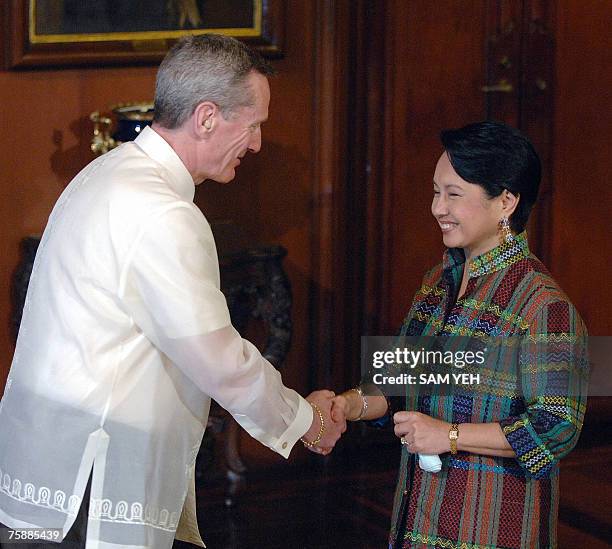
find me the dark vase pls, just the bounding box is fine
[112,103,154,143]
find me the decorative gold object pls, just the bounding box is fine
[90,102,154,156]
[89,112,115,156]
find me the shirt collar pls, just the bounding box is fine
[442,231,530,279]
[134,126,195,202]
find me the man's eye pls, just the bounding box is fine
[449,193,460,197]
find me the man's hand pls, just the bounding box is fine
[393,411,450,454]
[302,390,347,455]
[330,394,349,422]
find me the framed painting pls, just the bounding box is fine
[3,0,285,68]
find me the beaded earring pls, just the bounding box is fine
[498,217,513,245]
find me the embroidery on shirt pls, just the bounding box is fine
[89,498,179,532]
[0,467,82,516]
[0,467,179,533]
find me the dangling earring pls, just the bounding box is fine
[498,217,513,245]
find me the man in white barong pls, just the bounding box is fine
[0,34,344,549]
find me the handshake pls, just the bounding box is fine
[300,389,443,472]
[300,390,351,456]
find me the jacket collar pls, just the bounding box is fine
[442,231,530,279]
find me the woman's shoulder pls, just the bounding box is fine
[517,253,566,298]
[514,254,585,332]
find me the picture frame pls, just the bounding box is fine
[2,0,285,69]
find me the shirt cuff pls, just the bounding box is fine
[271,396,314,459]
[499,415,556,479]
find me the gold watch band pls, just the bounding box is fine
[449,423,459,455]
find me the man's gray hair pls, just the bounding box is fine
[154,33,274,129]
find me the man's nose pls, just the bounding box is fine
[248,128,262,154]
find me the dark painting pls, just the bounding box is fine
[3,0,283,67]
[34,0,256,36]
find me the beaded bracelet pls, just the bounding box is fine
[300,402,326,447]
[350,386,368,421]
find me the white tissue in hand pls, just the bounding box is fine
[418,453,442,473]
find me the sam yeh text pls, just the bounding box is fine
[373,373,481,385]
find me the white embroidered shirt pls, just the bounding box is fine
[0,127,312,549]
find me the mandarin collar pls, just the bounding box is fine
[442,231,530,279]
[134,126,195,202]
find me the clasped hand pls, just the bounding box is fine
[303,395,450,456]
[302,390,347,455]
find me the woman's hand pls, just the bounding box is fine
[330,394,350,422]
[393,411,450,454]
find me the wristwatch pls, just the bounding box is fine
[449,423,460,455]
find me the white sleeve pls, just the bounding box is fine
[160,325,313,458]
[121,204,312,457]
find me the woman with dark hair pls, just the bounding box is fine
[331,121,588,548]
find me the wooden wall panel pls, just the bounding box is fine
[382,0,488,331]
[358,0,611,427]
[365,0,608,339]
[308,0,352,392]
[195,0,319,402]
[519,0,556,264]
[550,0,612,335]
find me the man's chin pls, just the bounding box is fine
[209,170,236,185]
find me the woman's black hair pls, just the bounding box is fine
[440,121,541,233]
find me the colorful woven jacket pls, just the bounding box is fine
[389,232,589,549]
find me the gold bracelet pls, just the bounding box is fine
[301,402,326,447]
[349,386,368,421]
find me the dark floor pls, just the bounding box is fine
[194,444,395,549]
[191,431,612,549]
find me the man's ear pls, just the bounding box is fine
[193,102,217,137]
[501,190,520,217]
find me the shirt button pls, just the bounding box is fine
[282,442,288,449]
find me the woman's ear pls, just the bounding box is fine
[502,190,520,217]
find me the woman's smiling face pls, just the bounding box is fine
[431,152,508,260]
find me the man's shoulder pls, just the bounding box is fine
[99,143,193,214]
[104,143,173,190]
[60,142,204,239]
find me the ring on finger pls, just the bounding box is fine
[400,436,411,447]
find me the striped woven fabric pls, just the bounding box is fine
[389,232,589,549]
